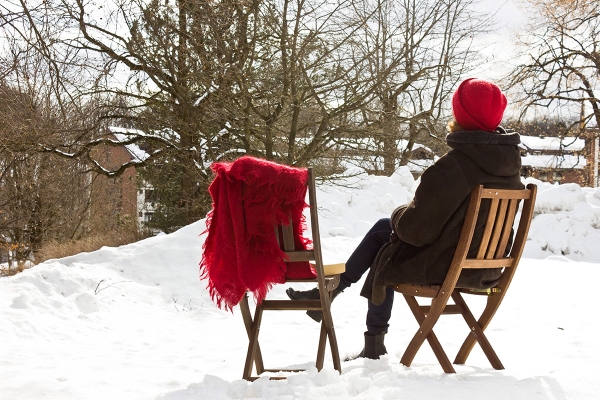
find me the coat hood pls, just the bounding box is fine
[445,127,522,177]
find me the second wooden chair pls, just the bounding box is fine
[240,168,342,381]
[393,184,537,373]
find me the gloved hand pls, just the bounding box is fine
[390,205,407,230]
[390,205,407,242]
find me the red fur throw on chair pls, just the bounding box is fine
[200,156,316,310]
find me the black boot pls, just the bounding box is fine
[346,332,387,361]
[285,287,343,323]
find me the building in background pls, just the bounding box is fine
[106,127,158,231]
[519,132,599,187]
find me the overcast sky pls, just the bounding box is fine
[467,0,531,120]
[460,0,526,80]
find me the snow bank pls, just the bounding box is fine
[315,167,600,263]
[520,179,600,261]
[2,166,600,399]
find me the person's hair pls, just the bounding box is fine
[447,118,463,133]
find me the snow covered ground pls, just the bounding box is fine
[2,167,600,399]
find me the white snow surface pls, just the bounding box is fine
[2,166,599,399]
[521,154,586,169]
[519,136,585,152]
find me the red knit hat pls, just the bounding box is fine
[452,78,507,132]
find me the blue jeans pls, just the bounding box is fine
[338,218,394,335]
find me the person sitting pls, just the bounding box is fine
[287,78,524,359]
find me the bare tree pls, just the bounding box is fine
[224,0,407,167]
[1,0,497,235]
[341,0,492,175]
[0,79,93,266]
[509,0,600,130]
[2,0,394,229]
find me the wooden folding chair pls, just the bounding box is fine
[240,167,342,381]
[393,184,537,373]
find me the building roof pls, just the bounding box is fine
[519,135,585,152]
[108,127,150,162]
[521,154,587,169]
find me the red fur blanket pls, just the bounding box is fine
[200,156,316,310]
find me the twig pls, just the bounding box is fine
[94,279,131,295]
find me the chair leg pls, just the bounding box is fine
[402,294,455,373]
[318,290,342,373]
[240,293,264,374]
[242,301,264,380]
[241,288,341,380]
[452,291,504,369]
[316,321,327,370]
[316,289,331,370]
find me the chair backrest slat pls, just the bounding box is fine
[476,198,499,259]
[282,250,316,262]
[280,218,296,252]
[494,199,519,258]
[274,225,281,247]
[484,199,509,259]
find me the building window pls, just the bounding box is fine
[520,166,532,178]
[553,171,563,182]
[145,189,154,202]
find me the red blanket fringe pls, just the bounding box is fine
[200,156,316,310]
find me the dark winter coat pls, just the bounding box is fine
[361,127,523,305]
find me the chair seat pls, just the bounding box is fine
[287,263,344,291]
[288,263,344,281]
[321,262,346,276]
